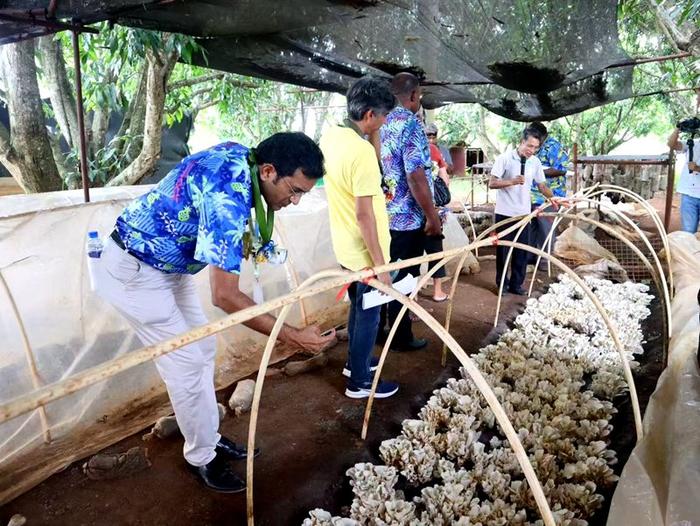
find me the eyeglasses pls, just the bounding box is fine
[282,176,305,202]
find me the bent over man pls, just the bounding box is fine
[96,133,335,493]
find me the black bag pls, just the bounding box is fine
[433,176,451,207]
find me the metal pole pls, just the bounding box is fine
[664,147,675,231]
[72,30,90,203]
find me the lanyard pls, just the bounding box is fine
[247,152,274,245]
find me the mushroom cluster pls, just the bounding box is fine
[303,276,653,525]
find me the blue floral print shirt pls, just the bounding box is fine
[380,107,433,231]
[115,142,252,274]
[531,136,569,205]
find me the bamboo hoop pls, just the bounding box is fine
[441,251,472,367]
[459,200,479,256]
[363,239,643,442]
[592,185,673,296]
[524,212,669,348]
[365,276,557,526]
[0,270,51,444]
[493,212,536,327]
[528,197,672,334]
[246,269,347,526]
[361,250,462,440]
[0,249,485,425]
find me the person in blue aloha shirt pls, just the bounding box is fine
[377,72,441,351]
[95,132,334,494]
[527,121,569,266]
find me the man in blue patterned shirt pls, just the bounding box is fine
[95,133,334,493]
[527,122,569,266]
[378,72,441,351]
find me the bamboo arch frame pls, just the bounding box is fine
[243,262,557,526]
[591,184,673,296]
[0,270,51,444]
[0,238,640,525]
[526,197,672,334]
[361,239,643,441]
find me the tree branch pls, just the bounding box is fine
[167,72,260,91]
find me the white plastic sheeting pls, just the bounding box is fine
[0,186,346,504]
[0,186,475,505]
[607,231,700,526]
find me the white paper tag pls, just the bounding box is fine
[361,274,417,310]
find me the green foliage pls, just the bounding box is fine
[434,104,480,146]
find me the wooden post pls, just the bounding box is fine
[664,147,675,231]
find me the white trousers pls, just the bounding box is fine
[95,238,220,466]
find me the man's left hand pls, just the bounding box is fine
[689,161,700,173]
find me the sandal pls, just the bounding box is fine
[432,294,449,303]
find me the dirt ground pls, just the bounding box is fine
[0,256,664,526]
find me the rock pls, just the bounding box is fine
[283,352,329,377]
[336,327,349,341]
[229,379,256,416]
[144,403,226,441]
[7,515,26,526]
[265,367,283,377]
[83,447,151,480]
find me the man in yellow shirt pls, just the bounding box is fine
[320,76,399,399]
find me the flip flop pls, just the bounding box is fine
[432,295,449,303]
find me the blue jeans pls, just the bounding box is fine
[347,281,380,386]
[680,193,700,233]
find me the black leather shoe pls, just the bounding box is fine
[189,455,246,493]
[391,337,428,352]
[216,436,260,461]
[508,287,527,296]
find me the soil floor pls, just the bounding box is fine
[0,257,664,526]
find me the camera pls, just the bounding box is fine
[677,117,700,133]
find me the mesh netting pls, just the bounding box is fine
[96,0,637,120]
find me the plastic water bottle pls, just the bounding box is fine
[86,231,103,291]
[86,231,103,258]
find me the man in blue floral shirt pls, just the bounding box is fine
[378,72,441,351]
[95,133,334,493]
[527,122,569,265]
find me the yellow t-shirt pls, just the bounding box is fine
[320,125,390,271]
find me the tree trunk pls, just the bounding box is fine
[90,105,110,156]
[476,106,499,161]
[313,92,333,142]
[114,64,148,164]
[0,40,62,193]
[107,46,178,187]
[36,35,81,151]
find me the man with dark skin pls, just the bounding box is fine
[377,72,441,350]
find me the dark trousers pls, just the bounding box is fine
[424,234,447,278]
[379,228,426,345]
[495,213,529,291]
[528,203,557,266]
[347,281,380,385]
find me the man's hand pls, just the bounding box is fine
[377,271,393,287]
[284,325,336,354]
[689,161,700,173]
[511,175,525,186]
[424,212,442,236]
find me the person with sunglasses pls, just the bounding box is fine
[94,132,335,493]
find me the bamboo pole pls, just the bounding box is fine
[441,251,472,367]
[246,269,347,526]
[0,270,51,443]
[529,197,672,334]
[361,251,462,442]
[364,277,557,526]
[0,247,494,425]
[592,185,674,297]
[524,212,667,348]
[363,239,643,442]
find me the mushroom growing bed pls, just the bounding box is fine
[302,275,655,526]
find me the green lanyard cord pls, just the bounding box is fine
[248,151,275,245]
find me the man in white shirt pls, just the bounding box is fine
[668,125,700,233]
[489,127,557,295]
